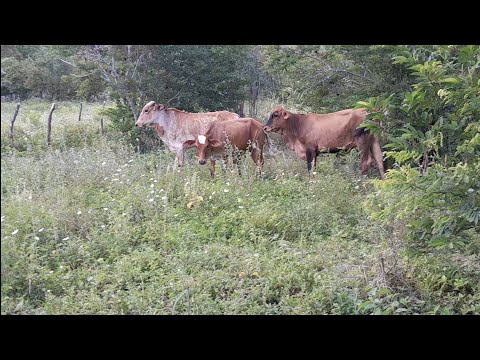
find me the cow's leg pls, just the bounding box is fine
[251,148,264,177]
[176,148,185,167]
[222,155,228,173]
[209,159,216,178]
[306,148,315,174]
[313,151,319,171]
[233,153,242,176]
[371,138,385,180]
[360,149,373,176]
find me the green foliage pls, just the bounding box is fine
[363,45,480,251]
[146,45,255,112]
[367,162,479,249]
[262,45,412,112]
[1,45,105,101]
[100,104,162,153]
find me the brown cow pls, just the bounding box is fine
[135,101,239,166]
[183,118,267,177]
[264,106,385,179]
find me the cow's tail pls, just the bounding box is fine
[354,127,387,178]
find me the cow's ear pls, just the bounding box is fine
[283,110,290,120]
[183,140,196,149]
[209,139,223,148]
[155,103,165,111]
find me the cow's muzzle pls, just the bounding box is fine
[199,159,206,165]
[263,125,272,132]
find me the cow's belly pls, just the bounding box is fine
[207,149,224,161]
[160,135,190,153]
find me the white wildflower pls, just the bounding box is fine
[149,198,154,202]
[62,237,69,241]
[11,229,19,235]
[224,189,229,193]
[38,228,44,232]
[77,210,82,215]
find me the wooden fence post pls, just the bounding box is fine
[78,102,83,121]
[100,100,106,134]
[47,103,56,146]
[9,102,21,143]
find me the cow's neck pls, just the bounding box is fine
[155,110,176,133]
[282,114,302,143]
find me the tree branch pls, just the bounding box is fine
[59,58,76,67]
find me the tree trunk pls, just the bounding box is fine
[9,102,21,143]
[47,103,56,146]
[124,96,138,122]
[100,100,106,134]
[78,102,83,121]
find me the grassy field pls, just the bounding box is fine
[1,100,479,314]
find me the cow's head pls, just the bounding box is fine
[183,135,222,165]
[135,101,166,127]
[264,106,290,133]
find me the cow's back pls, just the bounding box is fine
[174,110,239,137]
[207,118,263,150]
[298,108,367,149]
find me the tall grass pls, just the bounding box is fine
[1,99,109,154]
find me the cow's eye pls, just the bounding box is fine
[145,110,148,113]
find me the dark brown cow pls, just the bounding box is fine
[183,118,267,177]
[135,101,239,166]
[264,106,385,179]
